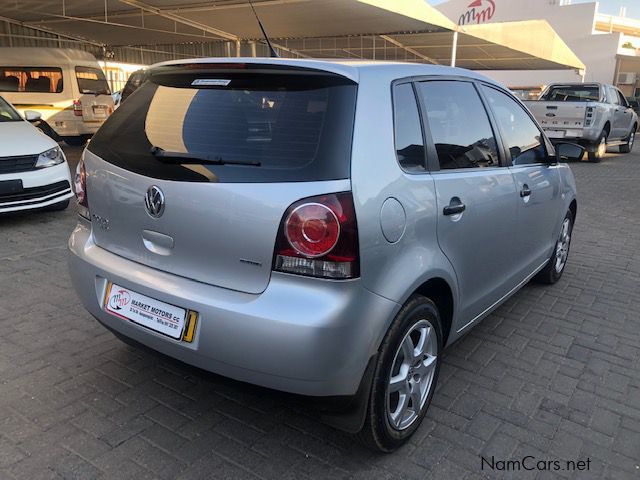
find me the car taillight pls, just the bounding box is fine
[585,106,594,126]
[274,192,359,279]
[73,100,83,117]
[74,159,90,219]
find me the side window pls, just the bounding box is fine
[417,80,499,170]
[617,90,629,107]
[481,86,547,166]
[393,83,426,172]
[0,67,63,93]
[608,86,620,105]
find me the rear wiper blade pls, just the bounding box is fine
[150,146,261,166]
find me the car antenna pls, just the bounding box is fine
[248,0,278,58]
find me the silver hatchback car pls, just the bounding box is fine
[68,59,580,452]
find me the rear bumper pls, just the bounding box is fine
[548,136,601,152]
[68,221,398,396]
[0,162,73,213]
[544,129,600,147]
[53,121,102,137]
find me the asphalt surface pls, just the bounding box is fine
[0,145,639,479]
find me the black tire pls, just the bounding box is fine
[587,131,607,163]
[358,295,442,452]
[533,209,574,285]
[42,199,70,212]
[63,136,86,147]
[619,126,636,153]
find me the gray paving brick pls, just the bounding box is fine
[2,145,640,479]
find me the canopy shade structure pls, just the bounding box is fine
[457,20,585,71]
[0,0,455,46]
[0,0,584,72]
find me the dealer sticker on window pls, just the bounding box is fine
[191,79,231,86]
[104,283,187,339]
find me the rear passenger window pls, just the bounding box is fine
[393,83,425,172]
[481,86,547,166]
[417,81,499,170]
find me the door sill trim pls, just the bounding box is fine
[456,259,549,334]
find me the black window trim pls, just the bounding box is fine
[390,78,429,174]
[476,81,553,168]
[411,75,507,173]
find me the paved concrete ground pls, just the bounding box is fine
[1,145,639,480]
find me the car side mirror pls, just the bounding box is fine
[555,142,585,162]
[24,110,41,122]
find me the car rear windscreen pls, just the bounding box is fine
[75,66,111,95]
[541,86,600,102]
[87,67,357,183]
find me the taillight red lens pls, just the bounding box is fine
[285,203,340,258]
[74,159,89,219]
[274,192,359,279]
[73,100,83,117]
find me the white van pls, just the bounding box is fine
[0,48,114,146]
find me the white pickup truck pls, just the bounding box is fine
[525,83,637,162]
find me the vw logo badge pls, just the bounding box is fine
[144,185,165,218]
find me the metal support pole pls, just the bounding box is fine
[451,31,458,67]
[236,40,242,57]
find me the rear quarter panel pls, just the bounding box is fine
[350,70,459,346]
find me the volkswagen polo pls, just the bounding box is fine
[68,59,580,452]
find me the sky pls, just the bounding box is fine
[427,0,640,18]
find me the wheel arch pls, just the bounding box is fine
[569,198,577,221]
[413,277,454,347]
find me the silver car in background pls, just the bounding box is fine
[68,59,580,452]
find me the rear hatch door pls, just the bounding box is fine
[75,66,114,121]
[84,63,357,294]
[527,84,601,136]
[527,100,587,133]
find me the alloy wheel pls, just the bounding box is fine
[554,218,571,273]
[597,136,607,158]
[386,319,438,431]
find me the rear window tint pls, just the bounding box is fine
[541,86,600,102]
[75,66,111,95]
[88,69,357,183]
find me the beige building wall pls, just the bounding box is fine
[435,0,622,87]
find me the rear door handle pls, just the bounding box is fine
[520,185,532,197]
[443,199,466,216]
